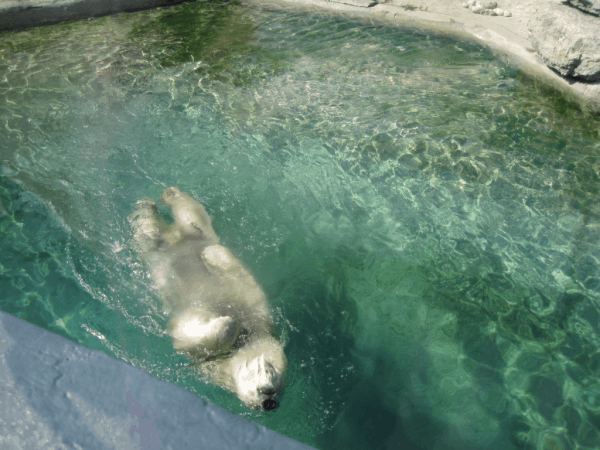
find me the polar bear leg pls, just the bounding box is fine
[160,187,218,242]
[168,308,241,359]
[128,198,169,252]
[202,244,272,323]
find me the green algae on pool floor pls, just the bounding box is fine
[1,2,600,449]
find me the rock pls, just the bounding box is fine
[467,2,510,17]
[330,0,378,6]
[529,5,600,81]
[567,0,600,16]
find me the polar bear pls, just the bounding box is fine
[129,187,286,410]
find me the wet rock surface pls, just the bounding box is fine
[529,3,600,82]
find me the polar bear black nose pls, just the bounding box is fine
[262,399,278,410]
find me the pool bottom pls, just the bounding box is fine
[0,310,315,450]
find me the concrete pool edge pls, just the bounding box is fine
[0,311,315,450]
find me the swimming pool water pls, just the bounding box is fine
[1,1,600,448]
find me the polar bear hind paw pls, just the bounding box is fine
[128,199,164,250]
[160,186,183,205]
[129,198,158,221]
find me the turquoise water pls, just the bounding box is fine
[1,1,600,448]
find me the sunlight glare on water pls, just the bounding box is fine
[1,1,600,449]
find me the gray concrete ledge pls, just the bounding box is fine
[0,311,314,450]
[0,0,191,31]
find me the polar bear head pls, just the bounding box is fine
[229,335,287,410]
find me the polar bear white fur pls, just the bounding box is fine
[129,187,286,410]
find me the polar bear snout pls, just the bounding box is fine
[234,351,286,410]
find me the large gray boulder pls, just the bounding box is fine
[529,5,600,81]
[567,0,600,16]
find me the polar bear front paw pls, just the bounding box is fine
[169,312,240,358]
[202,245,239,273]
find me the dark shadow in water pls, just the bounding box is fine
[274,240,505,449]
[316,353,426,450]
[128,0,286,85]
[276,238,560,450]
[315,351,528,450]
